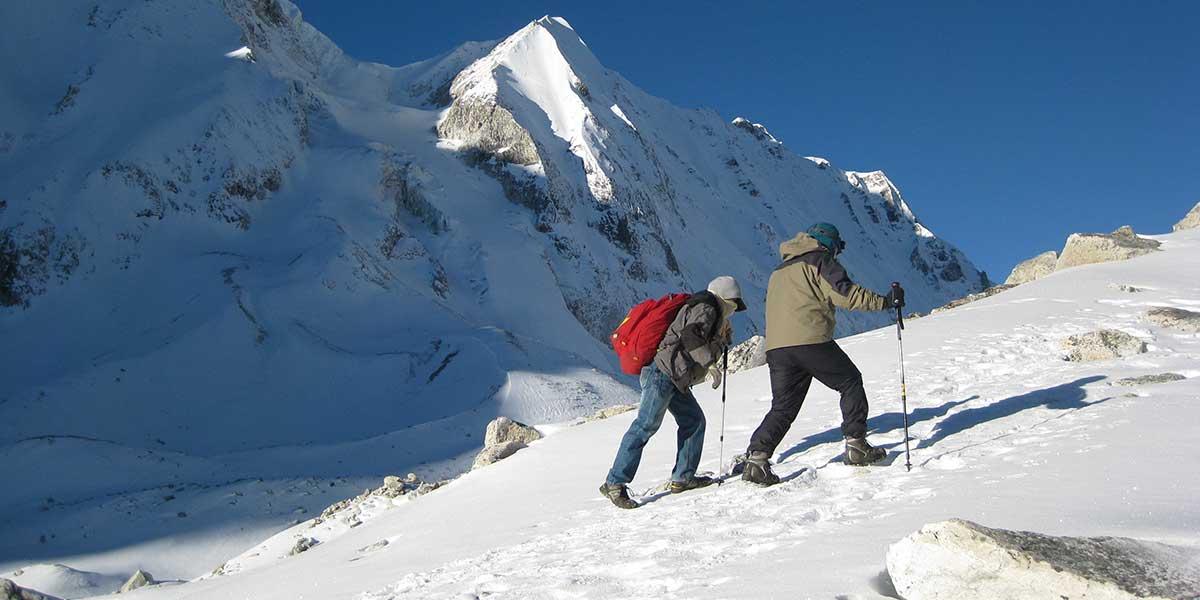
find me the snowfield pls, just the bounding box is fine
[1,1,985,583]
[79,229,1198,599]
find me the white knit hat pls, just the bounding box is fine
[707,275,747,312]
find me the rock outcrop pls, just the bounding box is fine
[1005,250,1058,285]
[483,416,542,446]
[1056,226,1161,270]
[0,579,61,600]
[118,570,154,593]
[886,519,1200,600]
[1062,329,1147,362]
[471,440,527,469]
[313,474,444,528]
[1110,283,1144,293]
[436,98,540,166]
[1145,306,1200,333]
[1174,202,1200,231]
[288,537,316,556]
[726,335,767,373]
[930,284,1016,315]
[471,417,542,470]
[575,404,637,425]
[1115,373,1185,386]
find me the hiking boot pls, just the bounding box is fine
[599,482,639,509]
[669,475,716,494]
[844,437,886,466]
[741,451,780,486]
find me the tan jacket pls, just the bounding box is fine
[765,233,886,350]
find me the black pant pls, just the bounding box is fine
[747,341,869,455]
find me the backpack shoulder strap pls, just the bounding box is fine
[684,290,723,341]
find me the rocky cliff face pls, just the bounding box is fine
[1174,202,1200,232]
[0,4,983,484]
[433,16,985,340]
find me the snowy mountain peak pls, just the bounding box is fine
[846,169,917,222]
[731,117,782,145]
[1,4,987,582]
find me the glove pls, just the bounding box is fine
[708,364,723,389]
[718,319,733,345]
[884,283,905,309]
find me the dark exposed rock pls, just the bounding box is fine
[438,99,540,166]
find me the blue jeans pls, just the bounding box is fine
[606,365,707,486]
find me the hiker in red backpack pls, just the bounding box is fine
[600,276,747,509]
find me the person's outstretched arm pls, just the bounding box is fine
[814,253,888,312]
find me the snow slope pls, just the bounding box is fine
[96,229,1200,599]
[1,1,982,582]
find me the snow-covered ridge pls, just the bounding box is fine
[1,1,983,582]
[436,14,984,339]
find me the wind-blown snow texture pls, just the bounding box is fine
[0,1,982,581]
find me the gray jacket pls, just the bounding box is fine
[653,292,733,393]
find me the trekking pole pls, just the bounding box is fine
[892,282,912,472]
[718,346,728,485]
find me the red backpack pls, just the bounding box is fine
[611,293,692,375]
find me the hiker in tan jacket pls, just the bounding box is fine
[742,223,905,485]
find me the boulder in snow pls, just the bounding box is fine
[1145,306,1200,333]
[1004,250,1058,285]
[1115,373,1186,386]
[1109,283,1144,293]
[1174,202,1200,231]
[288,537,316,556]
[886,519,1200,600]
[117,570,154,593]
[383,475,404,492]
[726,335,767,373]
[471,417,540,469]
[1056,226,1161,271]
[1061,329,1147,362]
[0,578,61,600]
[471,440,526,470]
[483,416,542,446]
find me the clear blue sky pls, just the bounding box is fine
[296,1,1199,281]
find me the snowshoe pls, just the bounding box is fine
[844,437,886,466]
[741,451,780,486]
[599,482,639,509]
[669,475,716,494]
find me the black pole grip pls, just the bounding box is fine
[891,282,904,330]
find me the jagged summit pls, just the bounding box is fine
[731,117,782,144]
